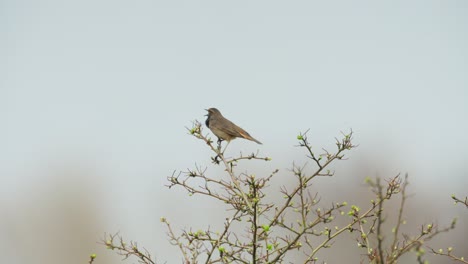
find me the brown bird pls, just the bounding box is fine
[205,108,262,147]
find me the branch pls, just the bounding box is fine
[430,247,468,263]
[451,194,468,208]
[101,233,157,264]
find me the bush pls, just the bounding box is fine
[95,121,466,264]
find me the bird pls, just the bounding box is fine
[205,108,262,147]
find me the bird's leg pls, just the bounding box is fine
[216,138,223,152]
[221,141,231,154]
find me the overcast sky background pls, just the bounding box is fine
[2,1,468,263]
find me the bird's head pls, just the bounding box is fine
[205,108,221,117]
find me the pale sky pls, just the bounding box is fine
[2,1,468,263]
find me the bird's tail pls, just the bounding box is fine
[239,131,262,144]
[248,136,262,145]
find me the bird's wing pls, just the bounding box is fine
[214,117,262,144]
[221,118,251,138]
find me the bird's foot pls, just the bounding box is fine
[211,155,221,164]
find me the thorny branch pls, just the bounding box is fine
[430,247,468,264]
[101,233,156,264]
[163,122,358,263]
[356,175,459,264]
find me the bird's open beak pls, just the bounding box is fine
[204,109,209,116]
